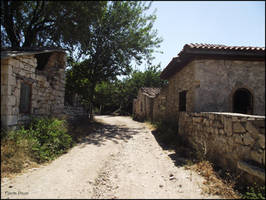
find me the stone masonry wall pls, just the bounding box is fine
[178,112,265,185]
[153,85,168,121]
[194,59,265,115]
[1,52,66,128]
[133,90,153,121]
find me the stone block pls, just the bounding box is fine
[250,150,263,165]
[234,133,243,144]
[8,95,16,106]
[237,161,265,181]
[242,133,255,146]
[257,134,265,149]
[7,115,18,126]
[246,121,261,137]
[224,118,232,136]
[219,129,224,135]
[252,120,265,128]
[233,122,246,133]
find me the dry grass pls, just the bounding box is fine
[1,138,38,178]
[186,161,241,199]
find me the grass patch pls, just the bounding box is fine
[1,117,73,177]
[186,161,240,198]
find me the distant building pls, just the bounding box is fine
[1,47,67,129]
[133,87,160,121]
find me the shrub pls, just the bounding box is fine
[242,184,265,199]
[27,117,72,162]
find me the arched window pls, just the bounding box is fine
[233,88,253,114]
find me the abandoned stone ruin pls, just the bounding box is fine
[133,43,265,185]
[1,47,86,129]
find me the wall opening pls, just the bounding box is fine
[233,88,253,114]
[19,82,31,113]
[179,91,187,111]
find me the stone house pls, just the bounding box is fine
[133,87,160,121]
[1,47,67,129]
[154,43,265,120]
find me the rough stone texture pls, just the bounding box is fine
[152,85,168,121]
[194,59,265,115]
[1,52,66,128]
[63,106,87,121]
[178,112,265,185]
[133,88,158,121]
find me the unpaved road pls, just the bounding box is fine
[1,115,221,199]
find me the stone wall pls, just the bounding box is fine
[178,112,265,185]
[153,85,168,121]
[63,106,87,121]
[133,90,153,121]
[1,52,66,128]
[194,59,265,115]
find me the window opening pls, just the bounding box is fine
[233,88,253,114]
[179,91,187,111]
[19,83,31,113]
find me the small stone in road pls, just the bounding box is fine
[178,184,182,188]
[169,177,176,180]
[8,185,13,188]
[169,173,174,177]
[159,184,163,188]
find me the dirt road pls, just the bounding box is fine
[1,115,221,199]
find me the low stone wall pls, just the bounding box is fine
[64,106,87,121]
[178,112,265,185]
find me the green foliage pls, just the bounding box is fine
[242,185,265,199]
[92,64,167,115]
[153,119,179,145]
[5,117,72,163]
[64,2,162,116]
[1,1,105,57]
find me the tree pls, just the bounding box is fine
[93,65,167,115]
[66,1,162,119]
[1,1,106,60]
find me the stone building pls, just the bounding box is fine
[1,47,67,129]
[154,43,265,120]
[133,87,160,121]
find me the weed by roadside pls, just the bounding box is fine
[1,117,72,177]
[148,120,240,199]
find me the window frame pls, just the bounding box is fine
[19,82,32,114]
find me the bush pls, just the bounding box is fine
[153,119,179,145]
[27,117,72,162]
[3,117,72,164]
[242,184,265,199]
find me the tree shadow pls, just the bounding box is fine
[67,117,140,147]
[150,129,195,167]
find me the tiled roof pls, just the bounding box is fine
[140,87,161,98]
[160,43,265,79]
[1,47,65,59]
[184,43,265,51]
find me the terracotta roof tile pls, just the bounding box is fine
[160,43,265,80]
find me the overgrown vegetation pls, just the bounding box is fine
[1,117,72,177]
[241,184,265,199]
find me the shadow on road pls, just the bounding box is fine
[68,117,140,147]
[150,129,193,168]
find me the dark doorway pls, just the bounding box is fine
[233,88,253,114]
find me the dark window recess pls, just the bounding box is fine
[35,53,52,70]
[19,83,31,113]
[179,91,187,111]
[233,88,253,114]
